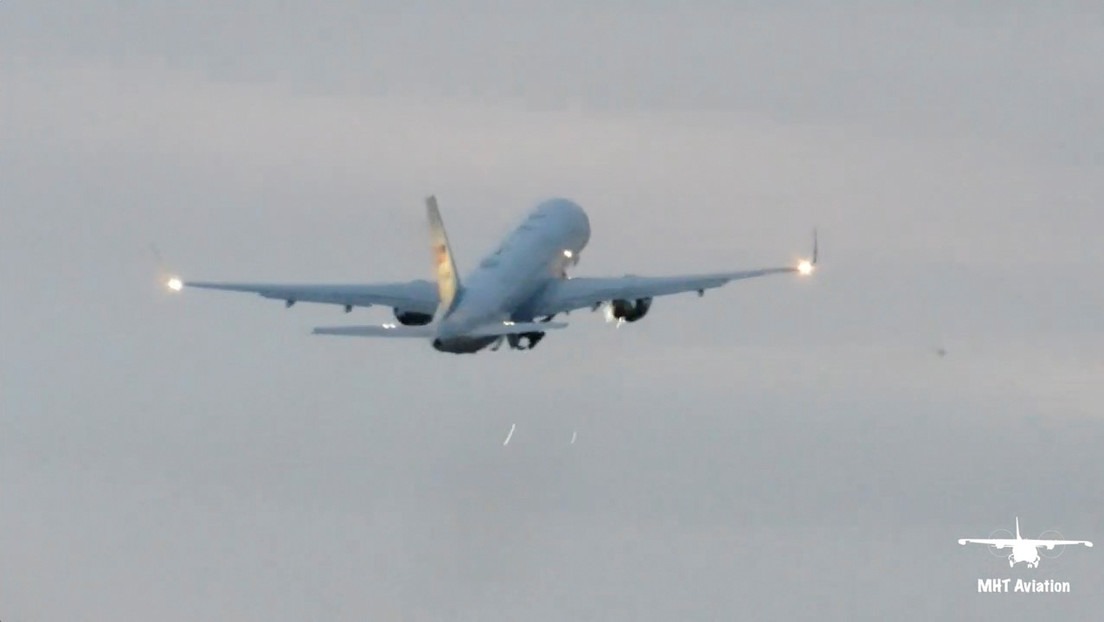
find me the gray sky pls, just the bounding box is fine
[2,3,1103,620]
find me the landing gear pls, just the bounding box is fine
[507,332,545,350]
[489,315,555,351]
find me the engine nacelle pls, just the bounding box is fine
[609,297,652,322]
[393,308,433,326]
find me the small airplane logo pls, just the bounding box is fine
[958,517,1093,568]
[433,243,449,269]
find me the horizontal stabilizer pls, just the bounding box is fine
[311,321,568,339]
[465,321,568,337]
[312,324,434,338]
[313,320,569,340]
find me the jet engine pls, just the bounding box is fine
[393,308,433,326]
[609,298,652,322]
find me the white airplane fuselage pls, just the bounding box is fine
[432,198,591,353]
[1010,543,1042,567]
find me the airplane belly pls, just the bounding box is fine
[432,335,497,354]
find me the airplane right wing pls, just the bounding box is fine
[178,279,439,314]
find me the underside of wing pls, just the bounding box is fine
[182,279,439,314]
[529,268,798,317]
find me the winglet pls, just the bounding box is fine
[151,243,185,292]
[426,196,461,318]
[797,228,817,276]
[1015,517,1022,540]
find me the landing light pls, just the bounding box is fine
[797,260,814,276]
[166,277,183,291]
[563,249,573,258]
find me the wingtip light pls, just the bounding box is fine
[797,260,814,276]
[166,277,184,291]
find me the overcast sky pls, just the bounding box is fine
[3,3,1104,621]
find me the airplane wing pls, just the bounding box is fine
[957,539,1016,548]
[529,230,817,317]
[179,279,439,314]
[529,267,802,317]
[1023,539,1094,549]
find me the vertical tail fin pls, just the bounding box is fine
[426,195,461,317]
[1015,517,1022,540]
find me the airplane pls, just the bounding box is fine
[958,517,1093,568]
[166,196,816,354]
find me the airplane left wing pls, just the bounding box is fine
[1024,539,1094,549]
[529,267,802,317]
[179,279,439,314]
[957,539,1015,548]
